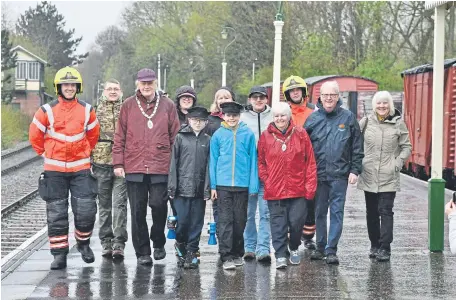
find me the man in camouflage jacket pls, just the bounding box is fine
[91,79,128,259]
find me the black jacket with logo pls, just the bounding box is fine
[168,125,211,199]
[304,99,364,181]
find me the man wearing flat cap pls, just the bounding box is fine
[209,101,259,270]
[113,68,180,266]
[168,106,211,269]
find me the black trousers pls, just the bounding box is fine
[217,189,248,262]
[126,180,168,257]
[39,169,98,255]
[364,191,396,252]
[268,198,307,258]
[302,199,316,240]
[173,197,206,253]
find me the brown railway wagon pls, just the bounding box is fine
[401,58,456,186]
[261,75,378,118]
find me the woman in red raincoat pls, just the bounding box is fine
[258,102,317,269]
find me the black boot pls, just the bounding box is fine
[50,254,67,270]
[77,243,95,263]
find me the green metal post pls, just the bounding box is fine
[428,178,445,252]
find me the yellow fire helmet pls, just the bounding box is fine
[54,66,83,94]
[282,75,307,102]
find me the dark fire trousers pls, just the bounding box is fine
[38,169,98,255]
[173,197,206,253]
[302,199,316,240]
[126,180,168,258]
[268,198,308,258]
[364,191,396,252]
[217,189,248,262]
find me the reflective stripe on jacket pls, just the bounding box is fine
[29,97,100,172]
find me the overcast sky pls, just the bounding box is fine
[4,1,130,53]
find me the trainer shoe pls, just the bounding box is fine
[112,246,124,260]
[101,244,112,258]
[303,239,317,250]
[137,255,153,266]
[310,250,325,260]
[369,247,379,258]
[50,254,67,270]
[289,249,301,265]
[154,247,166,260]
[376,249,391,262]
[223,260,236,270]
[233,257,244,266]
[276,257,287,269]
[77,243,95,263]
[243,252,256,260]
[183,252,199,269]
[256,253,271,263]
[326,253,339,265]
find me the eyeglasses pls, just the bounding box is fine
[105,88,121,92]
[189,118,207,124]
[250,95,267,101]
[321,93,338,98]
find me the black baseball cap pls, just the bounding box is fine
[248,86,268,98]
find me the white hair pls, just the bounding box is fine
[272,101,292,118]
[372,91,395,116]
[320,81,340,94]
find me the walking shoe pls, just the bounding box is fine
[243,252,256,260]
[310,250,325,260]
[154,247,166,260]
[289,249,301,265]
[276,257,287,269]
[50,254,67,270]
[303,239,317,250]
[137,255,153,266]
[77,243,95,263]
[183,252,199,269]
[112,246,124,259]
[369,247,379,258]
[101,244,112,258]
[223,260,236,270]
[174,242,187,259]
[376,249,391,262]
[233,257,244,266]
[195,250,200,258]
[256,253,271,263]
[326,253,339,265]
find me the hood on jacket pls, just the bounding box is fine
[221,120,248,131]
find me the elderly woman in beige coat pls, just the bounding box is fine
[357,91,411,262]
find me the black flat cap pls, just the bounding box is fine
[220,101,244,114]
[248,86,268,98]
[187,106,209,119]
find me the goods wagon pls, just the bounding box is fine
[401,58,456,187]
[262,75,379,118]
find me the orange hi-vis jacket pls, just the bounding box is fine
[290,100,317,128]
[29,97,100,173]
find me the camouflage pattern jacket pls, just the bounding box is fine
[91,96,122,166]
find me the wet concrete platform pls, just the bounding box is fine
[2,174,455,299]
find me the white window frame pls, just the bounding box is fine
[15,61,40,80]
[16,61,27,79]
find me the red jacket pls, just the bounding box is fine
[112,91,180,174]
[29,97,100,173]
[258,121,317,200]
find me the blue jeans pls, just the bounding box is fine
[315,180,348,255]
[243,185,270,255]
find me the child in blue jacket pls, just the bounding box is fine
[209,101,259,270]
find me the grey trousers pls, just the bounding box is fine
[93,164,128,248]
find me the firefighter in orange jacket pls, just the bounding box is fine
[29,67,100,270]
[283,75,317,250]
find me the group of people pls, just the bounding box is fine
[29,66,455,272]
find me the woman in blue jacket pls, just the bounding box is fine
[209,101,259,270]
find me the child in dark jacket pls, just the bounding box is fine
[209,101,259,270]
[168,106,211,269]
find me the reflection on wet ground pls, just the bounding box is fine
[3,179,456,299]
